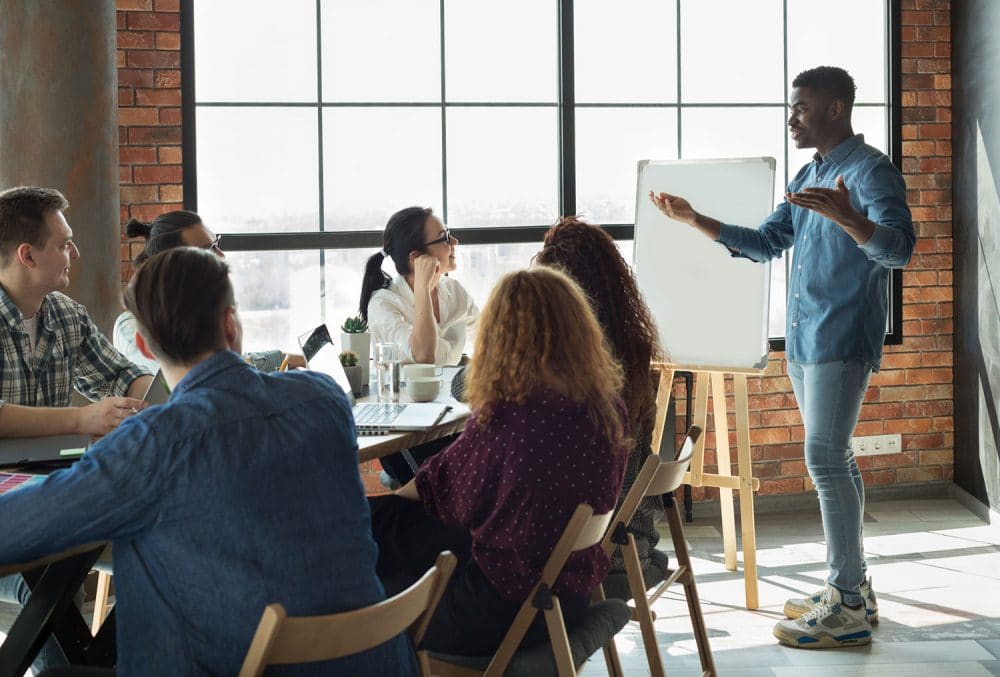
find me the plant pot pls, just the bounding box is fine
[341,331,370,384]
[342,365,365,397]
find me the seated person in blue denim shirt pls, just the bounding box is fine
[0,247,417,676]
[649,66,914,649]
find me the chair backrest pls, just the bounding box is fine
[601,426,701,556]
[239,551,456,677]
[646,425,700,496]
[483,503,613,676]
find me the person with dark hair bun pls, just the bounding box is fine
[359,206,478,366]
[115,210,303,373]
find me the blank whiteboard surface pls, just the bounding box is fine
[634,158,775,371]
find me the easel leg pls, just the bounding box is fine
[710,372,737,572]
[687,373,710,485]
[651,368,675,455]
[733,374,759,609]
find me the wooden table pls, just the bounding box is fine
[355,375,471,463]
[0,544,115,676]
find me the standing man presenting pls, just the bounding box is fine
[650,66,914,649]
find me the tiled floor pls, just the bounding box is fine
[582,497,1000,676]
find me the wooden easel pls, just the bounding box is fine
[651,363,763,609]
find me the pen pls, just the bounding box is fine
[430,405,452,428]
[278,355,291,372]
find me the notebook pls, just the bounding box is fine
[143,370,171,405]
[297,324,453,435]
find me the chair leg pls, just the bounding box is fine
[622,536,665,677]
[543,597,576,677]
[666,500,716,676]
[593,585,625,677]
[91,571,112,635]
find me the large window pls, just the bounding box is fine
[183,0,900,355]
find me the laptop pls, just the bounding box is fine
[297,324,453,433]
[143,369,171,405]
[0,434,89,468]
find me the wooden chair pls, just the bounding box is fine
[238,551,456,677]
[428,504,630,677]
[599,426,716,677]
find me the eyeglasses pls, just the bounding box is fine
[423,228,451,248]
[202,235,222,253]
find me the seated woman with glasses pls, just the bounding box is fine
[369,266,629,655]
[114,210,304,374]
[359,206,478,367]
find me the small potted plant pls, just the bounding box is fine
[339,350,364,396]
[341,314,371,385]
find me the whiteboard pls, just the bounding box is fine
[633,158,775,371]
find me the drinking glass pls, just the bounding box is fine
[375,342,401,403]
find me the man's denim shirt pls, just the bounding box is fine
[0,351,417,676]
[717,134,915,371]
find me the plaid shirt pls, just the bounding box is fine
[0,286,150,407]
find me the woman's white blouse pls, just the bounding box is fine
[367,275,479,366]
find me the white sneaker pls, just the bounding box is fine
[773,596,872,649]
[784,577,879,624]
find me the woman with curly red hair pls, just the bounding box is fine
[369,266,629,655]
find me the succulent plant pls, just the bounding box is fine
[341,315,369,333]
[339,350,359,367]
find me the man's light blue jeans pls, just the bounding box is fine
[788,359,872,607]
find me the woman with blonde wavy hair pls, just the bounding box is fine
[368,266,629,655]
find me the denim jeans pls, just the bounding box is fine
[787,359,872,606]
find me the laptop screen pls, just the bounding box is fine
[297,324,355,403]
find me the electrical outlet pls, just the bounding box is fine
[850,434,903,456]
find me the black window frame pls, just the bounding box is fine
[180,0,904,350]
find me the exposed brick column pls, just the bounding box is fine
[1,0,121,333]
[117,0,183,285]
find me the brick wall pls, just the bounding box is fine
[679,0,954,501]
[114,1,954,500]
[116,0,182,285]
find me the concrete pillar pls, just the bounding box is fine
[0,0,120,334]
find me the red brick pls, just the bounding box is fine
[118,107,158,125]
[133,165,182,184]
[903,432,945,450]
[129,126,181,144]
[758,444,801,461]
[118,69,154,87]
[779,460,807,477]
[752,428,791,445]
[158,108,182,125]
[117,30,155,49]
[901,9,934,24]
[916,58,951,74]
[902,141,937,157]
[854,420,884,436]
[127,12,180,31]
[154,69,181,88]
[116,0,153,9]
[917,123,950,139]
[119,146,157,164]
[129,202,184,220]
[864,470,896,486]
[885,417,934,434]
[136,88,181,106]
[120,185,159,203]
[118,87,134,106]
[915,26,949,41]
[919,449,952,465]
[155,31,181,50]
[758,477,803,496]
[920,351,953,367]
[160,184,183,202]
[157,146,182,164]
[127,50,180,69]
[154,0,180,9]
[896,466,943,483]
[119,166,132,184]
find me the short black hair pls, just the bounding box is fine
[0,186,69,265]
[124,247,235,364]
[792,66,857,109]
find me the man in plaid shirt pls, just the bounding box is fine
[0,186,151,434]
[0,186,152,670]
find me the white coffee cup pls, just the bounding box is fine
[403,363,443,381]
[407,376,442,402]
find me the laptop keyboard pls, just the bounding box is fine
[354,403,406,425]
